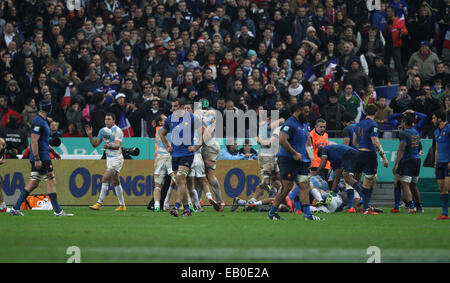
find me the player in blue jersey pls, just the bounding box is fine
[85,113,127,211]
[342,112,357,149]
[268,102,323,221]
[388,110,427,137]
[314,144,364,213]
[432,110,450,220]
[9,100,73,216]
[393,114,423,213]
[353,104,389,215]
[160,99,203,217]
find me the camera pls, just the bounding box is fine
[49,137,61,147]
[122,147,140,157]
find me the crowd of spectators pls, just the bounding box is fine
[0,0,449,155]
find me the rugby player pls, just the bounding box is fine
[200,100,225,211]
[353,104,389,215]
[160,99,203,217]
[232,111,283,211]
[86,113,126,211]
[9,100,72,216]
[153,114,176,211]
[342,112,357,149]
[432,110,450,220]
[393,113,423,213]
[314,144,366,213]
[268,102,323,221]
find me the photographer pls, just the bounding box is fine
[0,115,28,158]
[101,147,140,160]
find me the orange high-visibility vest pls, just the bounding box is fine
[154,126,162,158]
[310,129,331,169]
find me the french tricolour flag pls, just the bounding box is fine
[323,58,338,91]
[119,111,134,137]
[60,84,71,108]
[304,64,317,83]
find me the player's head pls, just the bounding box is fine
[182,102,193,113]
[342,112,354,127]
[104,112,116,128]
[38,99,52,115]
[432,109,447,127]
[315,118,326,134]
[171,99,180,113]
[401,113,414,129]
[155,114,167,126]
[364,104,377,116]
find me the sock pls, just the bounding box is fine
[0,201,6,209]
[174,202,181,210]
[237,199,247,206]
[98,183,109,204]
[294,196,302,211]
[196,186,202,200]
[164,186,173,207]
[114,184,125,206]
[394,183,401,209]
[206,191,213,200]
[311,188,322,202]
[183,204,191,213]
[352,182,364,197]
[289,186,300,200]
[406,200,414,210]
[254,200,262,206]
[13,188,30,210]
[441,194,449,216]
[346,189,355,209]
[190,189,201,209]
[362,187,373,211]
[269,205,278,215]
[302,204,312,218]
[155,201,160,209]
[211,178,222,202]
[48,192,62,214]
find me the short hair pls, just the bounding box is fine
[365,104,378,116]
[105,112,116,121]
[433,109,447,122]
[402,113,415,126]
[342,112,354,123]
[315,118,326,125]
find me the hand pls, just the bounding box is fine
[392,164,397,175]
[103,144,110,149]
[167,146,173,153]
[54,152,61,160]
[382,156,389,168]
[35,160,42,170]
[84,125,93,136]
[0,159,5,165]
[293,152,302,161]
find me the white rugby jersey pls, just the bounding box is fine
[97,125,123,159]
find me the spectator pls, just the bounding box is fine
[65,102,83,134]
[321,93,346,138]
[338,84,360,120]
[0,94,20,128]
[238,139,258,160]
[384,6,408,83]
[412,84,442,138]
[21,98,38,135]
[408,41,441,84]
[374,97,394,136]
[390,85,413,113]
[63,122,83,137]
[218,138,246,160]
[0,115,27,158]
[343,59,370,94]
[49,121,62,138]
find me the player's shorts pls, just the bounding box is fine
[189,153,206,178]
[30,160,54,176]
[341,150,359,174]
[201,143,220,169]
[355,150,378,175]
[436,162,450,180]
[277,156,310,182]
[397,158,421,183]
[258,155,279,178]
[154,154,173,176]
[106,156,124,174]
[172,154,195,172]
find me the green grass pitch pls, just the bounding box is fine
[1,206,450,263]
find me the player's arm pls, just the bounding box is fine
[279,131,301,160]
[352,131,359,148]
[85,125,102,148]
[342,128,350,146]
[105,138,122,150]
[0,138,5,165]
[393,141,406,175]
[311,154,328,176]
[306,132,314,164]
[269,118,285,129]
[159,127,172,153]
[331,168,342,192]
[190,126,203,152]
[371,135,389,167]
[30,132,42,168]
[434,140,438,169]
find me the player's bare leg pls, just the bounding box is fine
[171,166,191,216]
[400,179,415,213]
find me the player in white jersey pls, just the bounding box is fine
[186,103,220,212]
[153,114,176,212]
[199,100,225,211]
[231,111,284,211]
[85,113,126,211]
